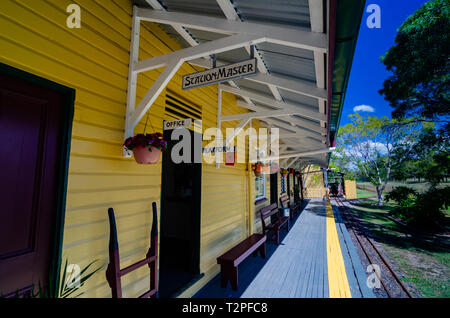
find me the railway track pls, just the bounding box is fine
[332,196,414,298]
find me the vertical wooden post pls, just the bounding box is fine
[147,202,159,298]
[106,208,122,298]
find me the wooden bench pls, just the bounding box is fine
[217,234,266,291]
[260,203,289,245]
[280,193,300,220]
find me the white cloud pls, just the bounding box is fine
[353,104,375,113]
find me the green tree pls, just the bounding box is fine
[332,114,422,205]
[379,0,450,132]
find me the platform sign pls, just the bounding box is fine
[182,58,257,90]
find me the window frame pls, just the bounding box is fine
[255,175,266,201]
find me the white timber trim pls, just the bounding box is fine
[216,0,283,102]
[309,0,327,128]
[124,5,141,157]
[145,0,199,47]
[134,33,264,73]
[261,147,335,162]
[220,85,326,122]
[137,9,327,53]
[189,58,327,100]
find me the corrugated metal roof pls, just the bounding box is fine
[134,0,363,168]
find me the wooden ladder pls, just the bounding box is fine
[106,202,158,298]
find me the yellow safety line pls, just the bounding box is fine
[326,201,352,298]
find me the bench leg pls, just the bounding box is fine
[221,263,238,291]
[230,266,238,291]
[220,264,229,288]
[259,243,266,259]
[286,219,290,232]
[276,230,280,245]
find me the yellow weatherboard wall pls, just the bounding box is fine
[0,0,265,297]
[344,180,357,199]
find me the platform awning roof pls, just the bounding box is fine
[131,0,365,169]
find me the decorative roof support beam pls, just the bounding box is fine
[189,58,327,100]
[261,147,336,161]
[216,0,283,102]
[145,0,199,46]
[137,9,327,53]
[220,84,326,122]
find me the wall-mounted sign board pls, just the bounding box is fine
[182,58,257,90]
[164,118,192,130]
[202,146,236,154]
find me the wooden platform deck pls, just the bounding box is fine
[194,199,374,298]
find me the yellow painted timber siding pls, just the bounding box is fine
[304,167,326,198]
[344,180,357,200]
[1,0,260,297]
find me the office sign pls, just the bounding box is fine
[164,118,192,130]
[182,58,257,90]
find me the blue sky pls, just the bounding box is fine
[339,0,428,127]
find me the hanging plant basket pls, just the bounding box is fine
[253,162,266,176]
[132,145,161,164]
[280,168,289,177]
[124,133,167,165]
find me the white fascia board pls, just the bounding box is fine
[137,9,327,53]
[221,84,326,122]
[134,33,264,73]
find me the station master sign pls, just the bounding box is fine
[182,58,257,90]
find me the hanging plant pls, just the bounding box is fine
[289,168,295,175]
[252,162,266,177]
[280,168,289,177]
[295,171,301,177]
[124,133,168,164]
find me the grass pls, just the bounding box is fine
[346,198,450,298]
[356,180,450,194]
[356,188,377,199]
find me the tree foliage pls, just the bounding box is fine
[379,0,450,132]
[332,114,423,205]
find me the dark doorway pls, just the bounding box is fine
[159,126,202,298]
[0,64,74,297]
[270,173,278,204]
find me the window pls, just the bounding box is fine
[255,175,266,201]
[280,174,286,193]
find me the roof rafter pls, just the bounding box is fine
[137,8,327,53]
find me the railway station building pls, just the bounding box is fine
[0,0,367,298]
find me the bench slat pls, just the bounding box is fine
[217,234,266,267]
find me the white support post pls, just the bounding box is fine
[124,6,141,157]
[216,86,222,168]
